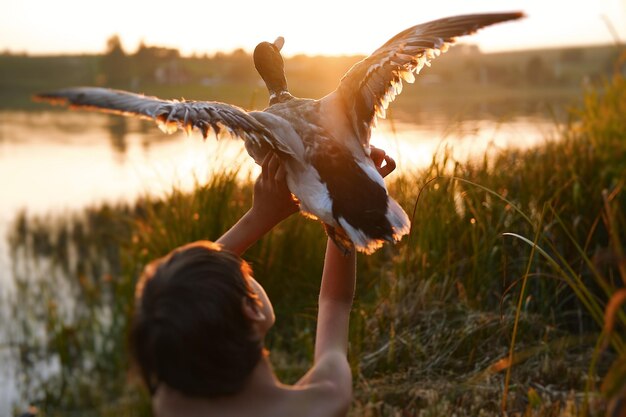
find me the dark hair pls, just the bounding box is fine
[130,241,263,398]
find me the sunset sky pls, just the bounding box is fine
[1,0,624,56]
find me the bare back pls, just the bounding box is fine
[153,359,350,417]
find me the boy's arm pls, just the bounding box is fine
[314,240,356,361]
[294,238,355,415]
[217,152,298,256]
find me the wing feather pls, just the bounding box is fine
[34,86,281,152]
[336,12,524,146]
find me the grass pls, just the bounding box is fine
[4,66,626,416]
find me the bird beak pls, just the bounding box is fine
[273,36,285,51]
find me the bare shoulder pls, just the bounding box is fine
[293,351,353,416]
[300,351,352,387]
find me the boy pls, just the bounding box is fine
[130,148,396,416]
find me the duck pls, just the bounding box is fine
[35,12,524,254]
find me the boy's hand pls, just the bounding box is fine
[251,152,299,226]
[217,152,297,255]
[370,146,396,178]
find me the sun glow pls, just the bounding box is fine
[2,0,623,57]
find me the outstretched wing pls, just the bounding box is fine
[336,12,524,146]
[34,87,281,152]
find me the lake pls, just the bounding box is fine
[0,106,562,412]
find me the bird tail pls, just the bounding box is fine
[323,223,355,256]
[386,197,411,242]
[335,196,410,255]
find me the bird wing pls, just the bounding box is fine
[34,87,289,154]
[336,12,524,146]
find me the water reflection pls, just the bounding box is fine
[108,115,128,159]
[371,116,558,171]
[0,109,561,221]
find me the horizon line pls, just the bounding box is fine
[2,40,620,60]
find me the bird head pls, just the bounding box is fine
[253,37,288,101]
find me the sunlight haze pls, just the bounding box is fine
[2,0,624,56]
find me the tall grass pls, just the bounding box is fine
[5,71,625,416]
[355,69,625,415]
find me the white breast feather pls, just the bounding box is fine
[285,162,334,225]
[386,198,411,240]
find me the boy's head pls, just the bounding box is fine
[130,241,272,398]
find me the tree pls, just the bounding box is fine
[525,55,553,85]
[101,34,131,87]
[133,42,182,85]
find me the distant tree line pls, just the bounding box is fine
[100,34,259,89]
[0,35,621,108]
[97,34,620,92]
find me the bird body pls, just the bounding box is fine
[250,92,406,253]
[35,12,524,253]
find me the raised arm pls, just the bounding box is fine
[293,237,355,417]
[315,240,356,359]
[217,152,298,255]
